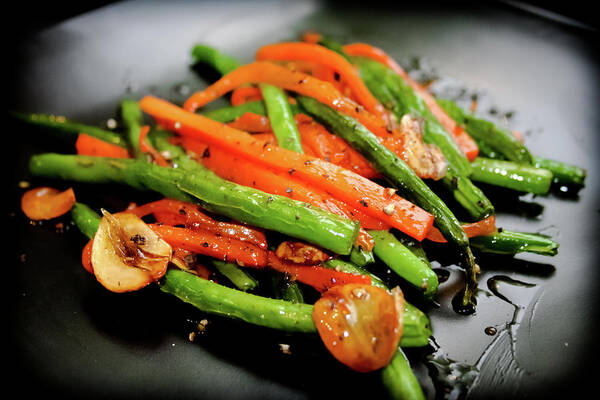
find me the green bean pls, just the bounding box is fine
[470,230,559,256]
[296,96,477,312]
[202,101,303,124]
[119,99,145,158]
[202,101,268,122]
[163,269,314,332]
[29,153,359,255]
[191,44,241,76]
[259,83,304,153]
[382,349,426,400]
[437,98,533,164]
[349,246,375,267]
[160,269,431,347]
[71,202,101,239]
[470,157,553,195]
[11,111,126,147]
[210,260,258,291]
[436,99,587,189]
[533,156,586,188]
[323,259,387,289]
[393,231,431,267]
[369,230,438,299]
[270,271,305,303]
[441,169,495,220]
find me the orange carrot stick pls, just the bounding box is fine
[142,95,433,240]
[227,112,272,132]
[343,43,479,161]
[75,133,130,158]
[255,42,387,120]
[139,125,170,166]
[297,120,379,179]
[426,215,496,243]
[127,198,268,249]
[267,252,371,292]
[230,86,263,106]
[150,224,268,268]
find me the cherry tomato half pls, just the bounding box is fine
[312,284,404,372]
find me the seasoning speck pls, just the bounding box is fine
[279,343,292,355]
[484,326,497,336]
[383,203,395,215]
[106,118,118,129]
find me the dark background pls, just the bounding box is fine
[9,1,600,32]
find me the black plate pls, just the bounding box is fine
[8,1,600,399]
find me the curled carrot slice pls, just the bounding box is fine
[21,187,76,220]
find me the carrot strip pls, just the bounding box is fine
[127,198,267,249]
[183,61,392,139]
[139,125,170,166]
[150,224,267,268]
[182,137,388,244]
[255,42,387,120]
[227,112,272,132]
[426,215,497,243]
[141,95,433,241]
[267,252,371,292]
[297,120,379,179]
[75,133,130,158]
[230,86,263,106]
[343,43,479,161]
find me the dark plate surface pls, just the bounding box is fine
[8,1,600,399]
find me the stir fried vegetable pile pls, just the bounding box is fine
[16,33,585,399]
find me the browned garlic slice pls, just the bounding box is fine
[91,210,172,292]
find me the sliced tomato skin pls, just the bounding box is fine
[312,284,404,372]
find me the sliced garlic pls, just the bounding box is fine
[91,211,172,293]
